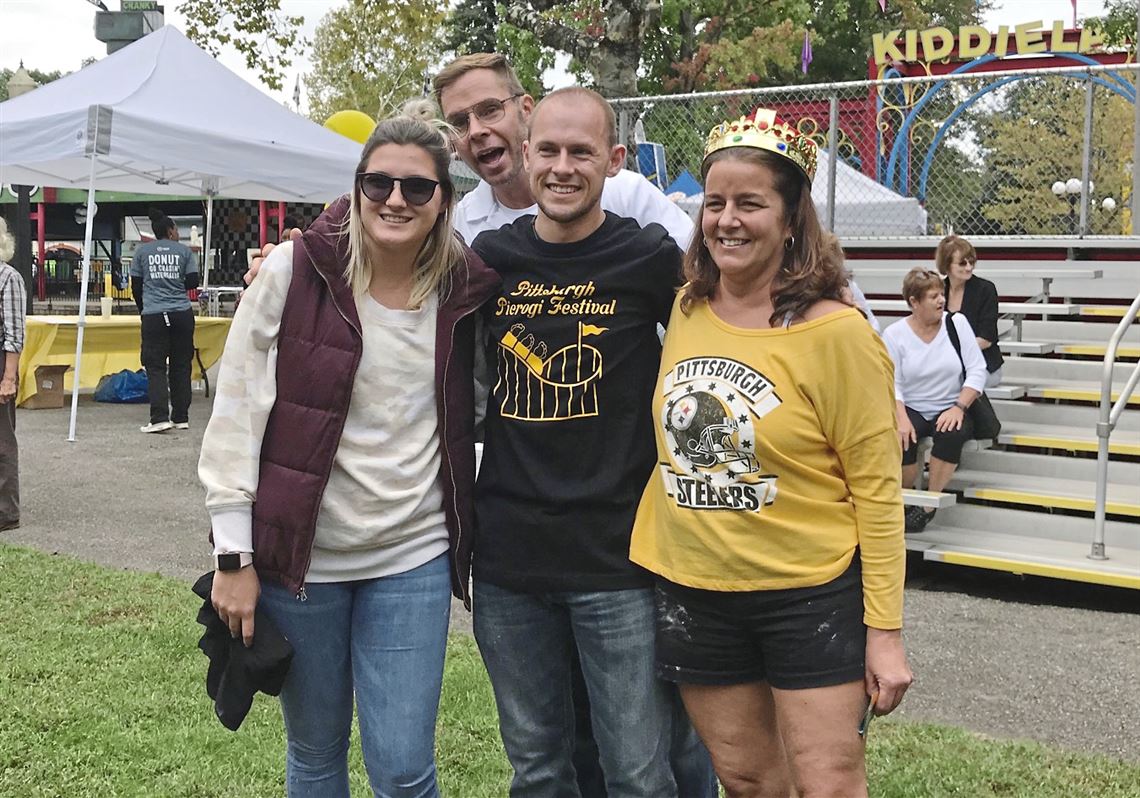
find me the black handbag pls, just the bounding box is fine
[945,312,1002,440]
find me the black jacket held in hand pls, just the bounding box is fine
[192,571,293,731]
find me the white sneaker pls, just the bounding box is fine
[173,422,190,430]
[140,421,174,434]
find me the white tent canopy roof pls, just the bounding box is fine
[0,26,360,202]
[810,149,928,237]
[674,148,928,238]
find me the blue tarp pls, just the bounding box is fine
[94,369,148,403]
[665,169,702,197]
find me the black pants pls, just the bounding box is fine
[141,309,195,424]
[0,398,17,526]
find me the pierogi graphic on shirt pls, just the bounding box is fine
[495,321,607,421]
[659,357,781,513]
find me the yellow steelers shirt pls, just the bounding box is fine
[629,298,905,629]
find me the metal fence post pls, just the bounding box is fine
[618,108,631,171]
[826,93,839,233]
[1079,74,1094,238]
[1133,11,1140,230]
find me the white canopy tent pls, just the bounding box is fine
[811,149,928,237]
[0,26,360,440]
[674,149,928,237]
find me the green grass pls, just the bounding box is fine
[1,543,1137,797]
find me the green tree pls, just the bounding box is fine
[499,0,658,97]
[306,0,446,123]
[805,0,988,84]
[179,0,305,92]
[488,0,989,98]
[976,78,1133,236]
[646,0,989,93]
[0,67,65,102]
[1086,0,1139,48]
[444,0,498,55]
[443,0,554,97]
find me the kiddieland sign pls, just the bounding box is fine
[872,20,1105,66]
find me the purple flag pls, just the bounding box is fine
[801,30,813,74]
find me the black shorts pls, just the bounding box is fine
[653,559,866,690]
[901,405,973,465]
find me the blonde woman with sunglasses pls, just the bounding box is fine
[199,105,500,797]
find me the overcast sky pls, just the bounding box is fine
[0,0,1114,110]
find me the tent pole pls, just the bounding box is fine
[203,193,214,288]
[67,153,100,442]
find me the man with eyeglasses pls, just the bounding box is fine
[432,53,694,251]
[435,56,714,798]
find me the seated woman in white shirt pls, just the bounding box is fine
[883,268,987,533]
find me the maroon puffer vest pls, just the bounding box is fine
[250,197,500,606]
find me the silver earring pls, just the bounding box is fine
[784,236,795,251]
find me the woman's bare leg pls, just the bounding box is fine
[771,680,869,798]
[679,682,792,798]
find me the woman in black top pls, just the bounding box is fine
[937,235,1003,388]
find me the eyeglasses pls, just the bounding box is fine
[444,94,524,137]
[355,172,439,206]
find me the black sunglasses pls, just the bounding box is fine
[355,172,439,206]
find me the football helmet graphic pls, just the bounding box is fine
[667,391,759,471]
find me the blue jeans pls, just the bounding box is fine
[258,554,451,798]
[570,654,717,797]
[473,581,676,798]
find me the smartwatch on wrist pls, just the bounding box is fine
[214,552,253,572]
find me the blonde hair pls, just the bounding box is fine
[682,147,847,323]
[432,53,525,108]
[0,218,14,263]
[902,267,943,306]
[401,96,440,124]
[343,109,466,308]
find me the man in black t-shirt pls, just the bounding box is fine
[471,87,694,796]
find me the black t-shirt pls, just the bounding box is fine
[472,212,682,592]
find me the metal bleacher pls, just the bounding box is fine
[855,251,1140,589]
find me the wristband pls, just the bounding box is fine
[214,552,253,572]
[954,401,968,412]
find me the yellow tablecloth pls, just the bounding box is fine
[18,315,233,406]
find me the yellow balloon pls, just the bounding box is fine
[323,110,376,144]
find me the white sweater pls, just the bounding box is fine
[882,312,987,420]
[198,242,447,582]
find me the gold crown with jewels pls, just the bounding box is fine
[703,109,818,181]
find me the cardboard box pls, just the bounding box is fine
[23,365,72,409]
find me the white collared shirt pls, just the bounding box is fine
[455,169,695,249]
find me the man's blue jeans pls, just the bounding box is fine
[473,580,675,798]
[259,554,451,798]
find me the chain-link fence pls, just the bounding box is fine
[609,62,1139,240]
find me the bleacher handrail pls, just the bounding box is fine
[1092,290,1140,561]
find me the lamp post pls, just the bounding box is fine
[1051,179,1118,235]
[1099,196,1119,233]
[1051,177,1093,235]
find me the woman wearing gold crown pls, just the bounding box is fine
[629,109,912,796]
